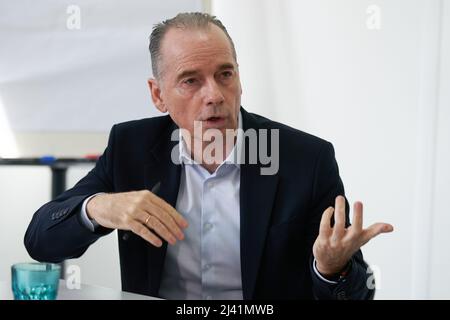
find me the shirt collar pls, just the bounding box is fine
[178,110,243,169]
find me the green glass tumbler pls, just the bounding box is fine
[11,263,61,300]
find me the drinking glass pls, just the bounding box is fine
[11,262,61,300]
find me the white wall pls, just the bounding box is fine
[0,167,50,282]
[212,0,450,299]
[0,0,204,132]
[430,0,450,300]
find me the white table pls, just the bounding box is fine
[0,280,160,300]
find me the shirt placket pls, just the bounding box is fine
[200,173,217,300]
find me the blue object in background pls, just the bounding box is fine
[11,263,61,300]
[39,156,56,165]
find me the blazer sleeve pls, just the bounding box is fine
[24,125,118,263]
[306,142,375,300]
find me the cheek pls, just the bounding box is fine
[223,85,242,113]
[171,109,189,126]
[165,90,196,118]
[174,86,193,98]
[168,104,197,132]
[225,80,242,99]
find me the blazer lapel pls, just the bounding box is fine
[143,120,182,295]
[239,108,279,299]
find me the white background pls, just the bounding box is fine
[0,0,449,299]
[0,0,203,132]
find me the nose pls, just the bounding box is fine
[202,78,225,106]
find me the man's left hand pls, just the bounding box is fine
[313,196,393,277]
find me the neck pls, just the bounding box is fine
[184,131,237,174]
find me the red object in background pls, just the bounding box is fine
[84,154,100,160]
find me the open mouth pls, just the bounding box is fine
[203,116,226,127]
[207,116,222,122]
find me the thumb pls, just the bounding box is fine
[360,223,394,247]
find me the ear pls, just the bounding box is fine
[148,78,167,113]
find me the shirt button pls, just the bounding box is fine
[204,223,213,231]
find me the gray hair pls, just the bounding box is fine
[149,12,237,80]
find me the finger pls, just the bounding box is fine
[144,215,177,245]
[128,220,162,247]
[144,200,185,241]
[148,192,189,229]
[164,204,189,229]
[136,210,182,242]
[360,223,394,246]
[333,195,346,238]
[319,206,334,238]
[352,201,363,232]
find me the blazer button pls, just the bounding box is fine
[336,291,347,300]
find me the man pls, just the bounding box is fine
[24,12,393,300]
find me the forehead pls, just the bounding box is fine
[159,24,236,75]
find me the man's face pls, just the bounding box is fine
[148,24,242,140]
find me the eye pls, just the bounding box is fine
[183,78,197,85]
[218,70,234,81]
[221,71,233,78]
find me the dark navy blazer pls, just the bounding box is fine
[25,107,374,300]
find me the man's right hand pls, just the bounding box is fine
[86,191,188,247]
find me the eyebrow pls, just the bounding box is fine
[176,70,198,82]
[176,63,236,81]
[217,63,235,71]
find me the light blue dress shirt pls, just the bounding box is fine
[158,111,244,300]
